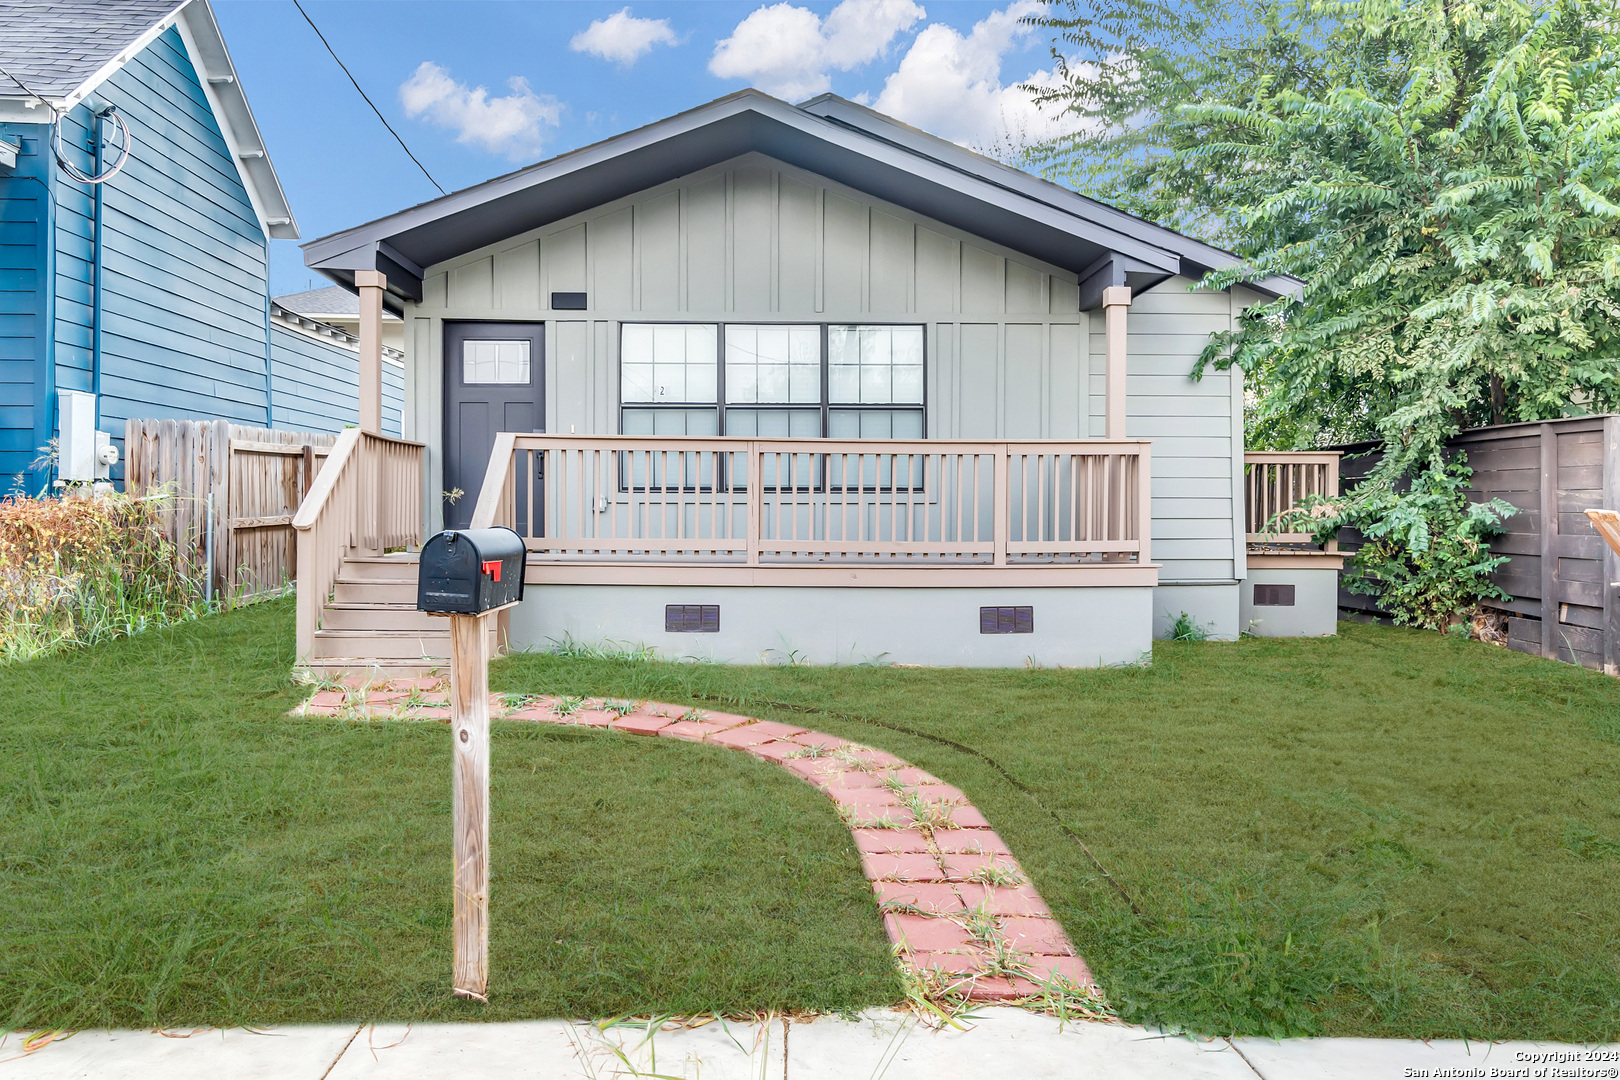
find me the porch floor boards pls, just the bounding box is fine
[293,679,1102,1008]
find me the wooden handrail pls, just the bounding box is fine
[292,428,425,665]
[467,434,1155,569]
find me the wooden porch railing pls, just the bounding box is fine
[291,428,425,661]
[469,435,1153,569]
[1244,451,1340,548]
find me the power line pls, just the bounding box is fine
[291,0,446,196]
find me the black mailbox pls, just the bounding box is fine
[417,528,526,614]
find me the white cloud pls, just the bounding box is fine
[872,1,1086,154]
[709,0,924,101]
[570,8,678,66]
[399,61,561,160]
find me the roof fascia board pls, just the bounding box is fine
[59,1,191,113]
[304,93,1182,275]
[173,0,299,240]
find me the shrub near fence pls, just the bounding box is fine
[124,419,336,599]
[0,491,208,663]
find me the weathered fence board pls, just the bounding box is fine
[1336,415,1620,673]
[125,419,336,599]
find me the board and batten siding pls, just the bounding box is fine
[48,26,274,479]
[402,152,1245,582]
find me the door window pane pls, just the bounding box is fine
[622,324,717,403]
[726,325,819,404]
[828,325,923,404]
[463,339,531,384]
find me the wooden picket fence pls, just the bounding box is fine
[124,419,337,599]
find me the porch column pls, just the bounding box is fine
[1103,285,1132,441]
[355,270,386,435]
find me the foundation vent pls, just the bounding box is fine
[1253,584,1296,607]
[666,604,720,632]
[980,606,1033,634]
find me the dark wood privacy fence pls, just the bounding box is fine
[124,419,336,599]
[1337,416,1619,673]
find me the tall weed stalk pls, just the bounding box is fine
[0,489,213,662]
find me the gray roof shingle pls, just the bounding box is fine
[274,285,401,319]
[0,1,184,100]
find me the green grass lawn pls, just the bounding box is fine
[494,625,1620,1043]
[0,599,897,1029]
[4,601,1618,1041]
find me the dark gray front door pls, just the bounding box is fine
[443,322,544,530]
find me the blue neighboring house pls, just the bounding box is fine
[0,0,400,493]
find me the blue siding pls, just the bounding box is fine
[0,123,52,488]
[270,325,404,437]
[1,24,383,491]
[50,27,272,481]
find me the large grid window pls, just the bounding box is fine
[619,323,924,438]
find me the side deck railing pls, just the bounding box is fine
[290,428,425,661]
[469,435,1153,569]
[1245,450,1341,550]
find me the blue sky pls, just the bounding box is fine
[211,1,1077,295]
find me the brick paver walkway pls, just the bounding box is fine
[298,678,1098,1005]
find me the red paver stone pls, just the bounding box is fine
[826,787,906,808]
[931,830,1012,855]
[787,731,848,751]
[850,828,932,854]
[883,913,977,953]
[781,757,838,783]
[910,783,967,804]
[306,690,347,709]
[941,805,993,829]
[611,715,673,736]
[938,852,1025,883]
[883,767,943,786]
[861,852,948,882]
[744,740,801,764]
[705,725,779,749]
[1023,955,1095,988]
[842,807,916,829]
[502,706,552,722]
[909,951,989,976]
[565,710,618,727]
[955,883,1051,917]
[966,975,1044,1001]
[689,710,757,730]
[741,720,810,740]
[997,916,1073,956]
[844,748,907,768]
[874,881,965,913]
[659,720,726,741]
[817,769,893,790]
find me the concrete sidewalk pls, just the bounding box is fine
[4,1010,1614,1080]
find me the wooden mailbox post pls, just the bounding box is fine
[416,526,526,1002]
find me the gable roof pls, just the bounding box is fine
[304,89,1299,311]
[0,0,298,240]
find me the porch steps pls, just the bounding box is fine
[303,554,500,678]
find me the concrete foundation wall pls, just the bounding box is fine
[1153,583,1239,640]
[508,584,1153,668]
[1240,568,1339,637]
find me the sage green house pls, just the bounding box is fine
[294,91,1330,673]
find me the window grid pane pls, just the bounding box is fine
[828,326,923,405]
[726,325,819,405]
[621,323,718,404]
[463,340,531,384]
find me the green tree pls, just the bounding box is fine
[1031,0,1620,627]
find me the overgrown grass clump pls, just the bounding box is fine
[0,491,210,663]
[496,624,1620,1042]
[0,600,897,1029]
